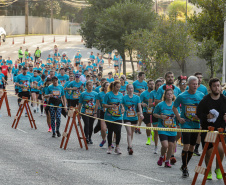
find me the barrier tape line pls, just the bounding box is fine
[2,90,226,134]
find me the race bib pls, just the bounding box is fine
[85,109,93,115]
[163,119,173,127]
[185,105,199,122]
[147,107,153,114]
[127,110,136,117]
[22,81,29,91]
[109,105,120,116]
[73,92,79,99]
[53,90,60,96]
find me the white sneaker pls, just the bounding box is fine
[154,147,158,154]
[40,112,43,116]
[115,147,122,154]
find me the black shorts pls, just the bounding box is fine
[76,63,80,66]
[70,99,79,107]
[100,110,105,119]
[44,101,50,114]
[38,94,42,100]
[124,120,137,125]
[31,91,39,95]
[152,113,158,123]
[15,89,19,94]
[159,134,176,142]
[4,76,7,81]
[182,129,199,145]
[143,112,151,124]
[18,91,30,101]
[0,84,3,89]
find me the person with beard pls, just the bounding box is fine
[186,72,208,156]
[197,78,226,180]
[173,76,204,178]
[155,71,181,105]
[140,80,155,145]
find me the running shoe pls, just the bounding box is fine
[25,112,28,117]
[207,171,212,180]
[151,130,154,142]
[34,109,36,113]
[170,157,177,165]
[135,128,138,133]
[52,133,56,138]
[86,139,90,144]
[128,147,133,155]
[48,127,52,132]
[165,161,172,168]
[137,128,141,134]
[182,168,189,178]
[115,147,122,154]
[56,131,61,137]
[89,139,93,144]
[99,140,106,147]
[157,157,164,166]
[193,149,201,156]
[40,112,43,116]
[107,147,112,154]
[154,147,158,154]
[215,169,222,179]
[111,144,114,148]
[146,137,151,145]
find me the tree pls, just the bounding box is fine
[196,37,222,78]
[188,0,225,45]
[94,0,156,75]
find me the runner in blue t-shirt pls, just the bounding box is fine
[122,84,143,155]
[57,68,69,87]
[103,80,124,154]
[45,76,67,138]
[95,81,110,147]
[173,76,204,178]
[78,81,98,144]
[119,76,127,96]
[64,75,74,108]
[0,67,7,89]
[37,74,46,116]
[31,70,41,113]
[107,72,114,83]
[153,88,178,168]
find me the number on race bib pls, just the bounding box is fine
[85,109,93,115]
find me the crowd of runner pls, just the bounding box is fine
[0,45,226,180]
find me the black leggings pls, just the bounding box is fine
[82,114,95,140]
[106,120,122,147]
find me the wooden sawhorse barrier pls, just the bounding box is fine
[12,97,37,129]
[0,89,11,117]
[192,126,226,185]
[60,108,88,150]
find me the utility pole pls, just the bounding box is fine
[25,0,29,35]
[51,0,53,34]
[155,0,158,14]
[223,21,226,83]
[186,0,188,23]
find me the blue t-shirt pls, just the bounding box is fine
[57,74,69,87]
[119,84,127,96]
[122,94,141,121]
[0,73,5,85]
[27,56,33,61]
[95,86,101,93]
[153,101,177,136]
[103,91,123,121]
[107,78,114,83]
[86,65,93,71]
[89,55,95,60]
[186,84,208,95]
[47,57,53,61]
[31,76,41,92]
[133,80,148,94]
[79,91,98,115]
[64,81,72,100]
[27,71,34,77]
[61,59,67,64]
[33,67,42,72]
[67,81,83,100]
[174,90,204,129]
[46,84,65,106]
[223,90,226,96]
[75,54,82,63]
[98,59,104,66]
[15,74,33,92]
[6,60,12,65]
[38,80,45,94]
[156,84,181,100]
[140,90,152,113]
[97,91,107,111]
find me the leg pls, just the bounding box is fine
[82,115,89,139]
[55,108,62,131]
[216,142,225,169]
[88,117,95,139]
[125,123,132,148]
[50,107,56,133]
[106,122,113,147]
[161,140,168,157]
[100,120,107,140]
[114,123,122,147]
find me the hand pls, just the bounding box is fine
[178,117,186,124]
[112,104,117,109]
[223,113,226,121]
[140,114,144,120]
[207,113,214,119]
[64,108,67,112]
[160,114,168,120]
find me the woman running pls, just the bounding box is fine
[119,76,127,96]
[78,81,98,144]
[31,70,41,113]
[103,80,124,154]
[122,84,143,155]
[95,81,110,147]
[153,88,177,168]
[37,74,46,116]
[149,79,163,154]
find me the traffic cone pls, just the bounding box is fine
[42,36,44,43]
[12,38,14,45]
[65,36,67,42]
[53,36,55,42]
[23,37,25,44]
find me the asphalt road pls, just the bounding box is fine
[0,36,225,185]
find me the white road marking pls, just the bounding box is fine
[17,128,27,133]
[0,51,6,53]
[13,51,17,53]
[130,172,165,183]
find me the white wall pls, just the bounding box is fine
[0,16,69,35]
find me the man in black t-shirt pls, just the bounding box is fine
[197,78,226,180]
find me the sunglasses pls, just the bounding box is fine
[181,83,186,85]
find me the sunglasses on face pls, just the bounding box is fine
[181,83,186,85]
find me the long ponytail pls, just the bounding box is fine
[108,80,120,92]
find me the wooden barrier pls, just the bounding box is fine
[192,126,226,185]
[60,107,88,150]
[0,90,11,117]
[12,97,37,129]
